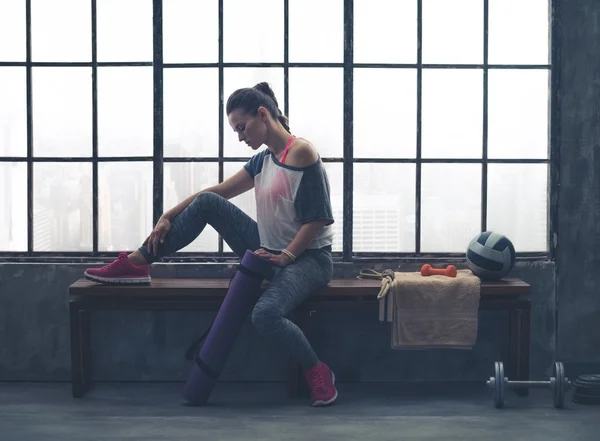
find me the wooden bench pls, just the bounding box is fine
[68,276,531,398]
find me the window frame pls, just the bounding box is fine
[0,0,559,263]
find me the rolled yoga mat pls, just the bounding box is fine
[182,249,272,405]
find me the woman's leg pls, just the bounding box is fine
[138,192,260,263]
[251,247,337,406]
[84,192,261,284]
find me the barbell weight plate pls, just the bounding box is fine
[494,361,505,408]
[553,362,565,409]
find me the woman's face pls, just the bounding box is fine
[228,108,268,150]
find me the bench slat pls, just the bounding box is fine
[69,277,530,297]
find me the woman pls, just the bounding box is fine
[84,82,338,407]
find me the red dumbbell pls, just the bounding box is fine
[421,264,457,278]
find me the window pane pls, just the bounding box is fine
[33,68,92,157]
[323,162,343,252]
[0,68,27,157]
[223,162,256,253]
[0,1,26,61]
[289,0,343,62]
[163,0,218,63]
[421,164,481,252]
[422,0,483,64]
[422,69,482,158]
[0,163,27,251]
[31,0,91,62]
[164,162,219,252]
[289,68,343,158]
[224,0,283,63]
[98,67,153,157]
[97,0,152,62]
[33,163,92,251]
[488,164,547,252]
[164,68,219,158]
[354,0,417,63]
[354,69,416,158]
[488,70,549,159]
[489,0,549,65]
[354,164,416,252]
[223,68,284,158]
[98,162,153,251]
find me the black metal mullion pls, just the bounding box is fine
[152,0,164,226]
[91,0,98,254]
[415,0,422,255]
[488,64,550,69]
[284,0,289,120]
[354,158,549,164]
[164,62,345,68]
[0,61,552,69]
[0,249,550,263]
[218,0,224,255]
[1,157,551,166]
[342,0,353,262]
[0,62,155,67]
[26,0,33,254]
[32,156,155,162]
[0,156,552,164]
[482,0,489,233]
[97,62,153,67]
[549,0,561,261]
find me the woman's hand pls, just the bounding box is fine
[254,248,293,268]
[143,216,172,256]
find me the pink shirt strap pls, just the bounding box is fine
[280,136,296,164]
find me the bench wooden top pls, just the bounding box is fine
[69,277,530,298]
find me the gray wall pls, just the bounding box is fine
[0,0,599,383]
[556,0,600,365]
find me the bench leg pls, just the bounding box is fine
[70,303,92,398]
[81,310,92,392]
[509,307,530,397]
[516,306,531,396]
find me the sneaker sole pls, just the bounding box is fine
[311,372,338,407]
[84,272,151,285]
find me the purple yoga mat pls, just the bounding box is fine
[182,249,272,405]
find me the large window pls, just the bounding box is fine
[0,0,552,261]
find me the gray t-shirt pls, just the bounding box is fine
[244,148,335,251]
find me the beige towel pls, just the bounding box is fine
[367,269,481,350]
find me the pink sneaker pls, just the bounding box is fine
[304,362,338,407]
[84,252,151,285]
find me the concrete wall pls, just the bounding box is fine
[0,0,599,384]
[556,0,600,366]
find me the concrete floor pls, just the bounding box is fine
[0,382,597,441]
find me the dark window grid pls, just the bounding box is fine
[0,62,551,69]
[0,158,551,163]
[0,0,556,262]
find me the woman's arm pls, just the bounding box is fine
[162,167,254,221]
[284,140,332,257]
[285,220,330,257]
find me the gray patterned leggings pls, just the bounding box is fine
[138,192,333,370]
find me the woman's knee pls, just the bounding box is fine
[189,191,224,218]
[192,191,223,208]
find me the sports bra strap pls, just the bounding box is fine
[280,136,296,164]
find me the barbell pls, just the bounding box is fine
[486,361,570,409]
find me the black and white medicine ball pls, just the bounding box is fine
[466,231,515,280]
